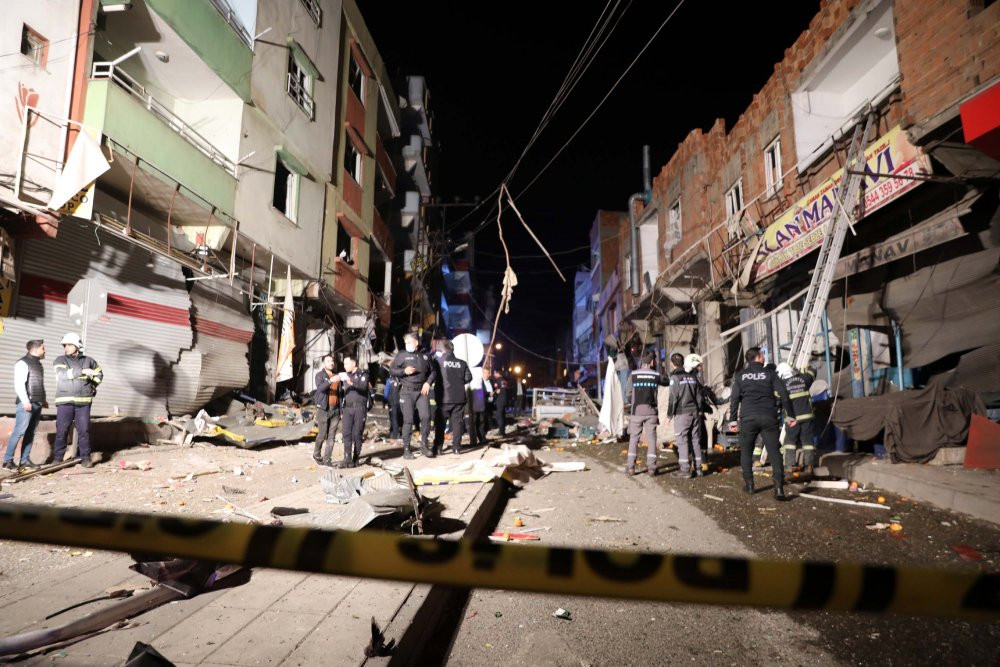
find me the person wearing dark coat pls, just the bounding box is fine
[389,332,437,459]
[729,347,796,500]
[438,341,473,455]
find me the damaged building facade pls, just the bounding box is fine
[621,0,999,405]
[0,0,420,418]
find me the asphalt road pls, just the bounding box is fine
[445,440,1000,666]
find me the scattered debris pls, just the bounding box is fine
[951,544,983,562]
[866,522,891,530]
[703,494,724,502]
[270,507,308,517]
[552,607,572,620]
[589,515,625,523]
[221,485,247,496]
[118,459,153,471]
[488,532,541,542]
[806,480,850,490]
[0,493,13,501]
[798,493,891,510]
[364,617,395,658]
[124,641,174,666]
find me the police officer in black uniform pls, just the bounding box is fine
[390,332,437,459]
[438,340,473,456]
[340,354,370,468]
[729,347,796,499]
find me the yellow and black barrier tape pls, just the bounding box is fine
[0,503,996,621]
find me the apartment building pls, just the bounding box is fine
[623,0,999,401]
[0,0,409,416]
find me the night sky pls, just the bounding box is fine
[361,1,821,366]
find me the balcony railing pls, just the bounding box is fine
[286,72,315,120]
[91,62,237,177]
[207,0,254,49]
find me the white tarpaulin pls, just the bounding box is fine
[275,266,296,382]
[599,358,624,437]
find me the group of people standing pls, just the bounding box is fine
[311,332,515,467]
[383,333,512,459]
[5,334,102,472]
[626,346,815,501]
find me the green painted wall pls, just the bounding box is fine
[87,80,236,214]
[146,0,252,102]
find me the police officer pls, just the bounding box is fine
[776,362,816,473]
[668,353,707,478]
[340,354,370,468]
[627,353,668,476]
[390,332,437,459]
[52,333,103,468]
[729,347,796,499]
[438,340,473,456]
[491,368,510,436]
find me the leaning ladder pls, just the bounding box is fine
[785,111,876,371]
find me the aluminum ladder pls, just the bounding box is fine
[786,111,876,371]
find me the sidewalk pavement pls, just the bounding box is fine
[5,438,512,666]
[821,452,1000,526]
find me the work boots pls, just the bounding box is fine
[743,479,755,495]
[773,483,788,501]
[420,443,435,458]
[403,443,415,460]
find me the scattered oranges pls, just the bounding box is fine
[889,522,903,532]
[513,517,524,528]
[877,496,886,504]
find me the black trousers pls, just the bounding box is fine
[387,383,401,438]
[469,410,487,446]
[494,400,507,435]
[433,397,446,448]
[740,413,784,486]
[314,407,341,462]
[342,405,366,463]
[400,389,431,450]
[443,402,467,453]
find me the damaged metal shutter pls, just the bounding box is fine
[1,222,192,417]
[168,281,252,415]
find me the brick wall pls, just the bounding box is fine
[895,0,1000,133]
[638,0,998,294]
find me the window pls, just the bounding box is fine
[666,199,682,248]
[344,141,362,183]
[725,179,744,239]
[20,25,47,67]
[336,225,354,264]
[273,156,300,223]
[725,179,744,218]
[348,53,365,104]
[287,50,315,119]
[764,138,782,197]
[298,0,321,25]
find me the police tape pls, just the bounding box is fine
[0,502,995,620]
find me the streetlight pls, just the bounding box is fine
[527,372,532,378]
[495,342,503,350]
[513,365,522,375]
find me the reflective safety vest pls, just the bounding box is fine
[53,353,103,405]
[782,370,814,421]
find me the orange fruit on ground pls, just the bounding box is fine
[889,523,903,532]
[877,496,886,504]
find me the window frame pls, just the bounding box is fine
[344,141,362,184]
[273,156,301,224]
[764,137,782,197]
[286,50,315,120]
[20,25,48,67]
[666,198,682,248]
[348,53,366,106]
[725,178,744,218]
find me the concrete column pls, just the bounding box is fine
[698,300,724,389]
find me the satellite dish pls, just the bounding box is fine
[452,333,484,368]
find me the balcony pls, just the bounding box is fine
[346,88,366,138]
[406,76,431,146]
[401,191,421,229]
[402,135,430,197]
[342,171,362,215]
[85,63,237,215]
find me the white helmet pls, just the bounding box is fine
[60,332,83,349]
[683,353,702,373]
[776,362,793,380]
